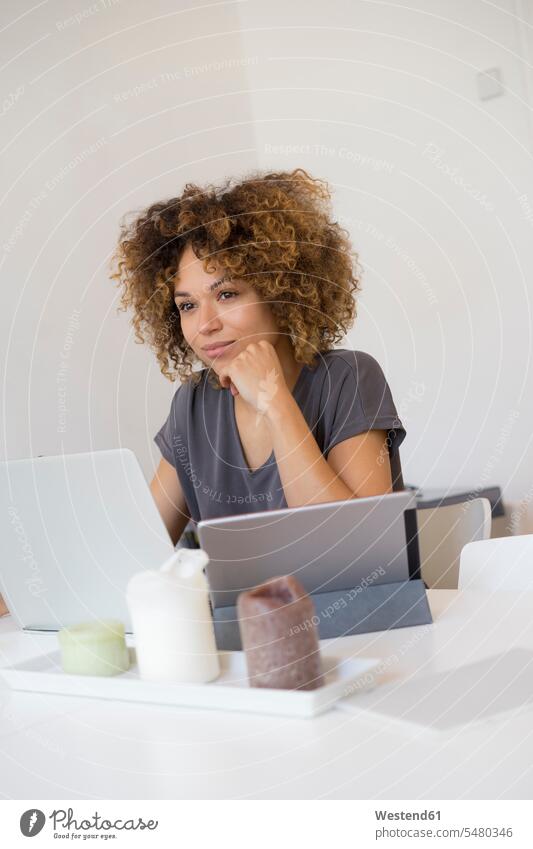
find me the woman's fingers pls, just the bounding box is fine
[217,369,239,395]
[218,371,230,388]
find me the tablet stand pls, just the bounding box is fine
[212,578,433,652]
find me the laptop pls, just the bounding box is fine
[0,449,175,632]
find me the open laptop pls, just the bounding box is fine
[0,449,175,632]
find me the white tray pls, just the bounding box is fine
[0,646,381,718]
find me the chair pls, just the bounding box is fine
[458,534,533,593]
[417,498,492,589]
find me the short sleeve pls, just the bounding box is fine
[321,351,406,464]
[153,383,188,467]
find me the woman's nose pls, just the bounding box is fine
[197,301,222,333]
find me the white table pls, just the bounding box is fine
[1,589,532,800]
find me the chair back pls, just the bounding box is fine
[417,497,492,589]
[458,533,533,592]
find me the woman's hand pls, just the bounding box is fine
[216,340,288,414]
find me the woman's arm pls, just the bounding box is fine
[265,390,393,506]
[326,430,393,497]
[150,457,191,546]
[217,340,395,506]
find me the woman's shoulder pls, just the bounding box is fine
[171,367,212,395]
[314,348,404,444]
[169,367,223,410]
[313,347,387,381]
[312,348,397,421]
[164,371,200,420]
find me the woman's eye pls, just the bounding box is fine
[176,290,237,313]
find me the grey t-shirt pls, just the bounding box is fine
[154,348,406,529]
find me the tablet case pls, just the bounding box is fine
[211,578,433,651]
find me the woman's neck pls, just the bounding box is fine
[273,336,303,393]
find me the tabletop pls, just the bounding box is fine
[1,588,532,800]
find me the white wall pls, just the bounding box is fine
[239,0,533,523]
[1,1,533,526]
[0,0,257,479]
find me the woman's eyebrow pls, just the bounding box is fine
[174,275,228,298]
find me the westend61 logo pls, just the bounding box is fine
[20,807,159,838]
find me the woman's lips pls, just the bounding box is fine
[203,341,235,357]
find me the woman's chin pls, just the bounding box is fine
[196,343,240,375]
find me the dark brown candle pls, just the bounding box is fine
[237,575,325,690]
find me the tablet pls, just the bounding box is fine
[198,490,419,609]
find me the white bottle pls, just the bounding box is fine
[126,548,220,684]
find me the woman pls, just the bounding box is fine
[111,168,406,546]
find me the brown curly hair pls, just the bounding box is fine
[110,167,362,387]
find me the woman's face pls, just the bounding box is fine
[174,243,282,371]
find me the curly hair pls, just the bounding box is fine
[110,167,362,387]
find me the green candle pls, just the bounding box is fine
[58,620,130,677]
